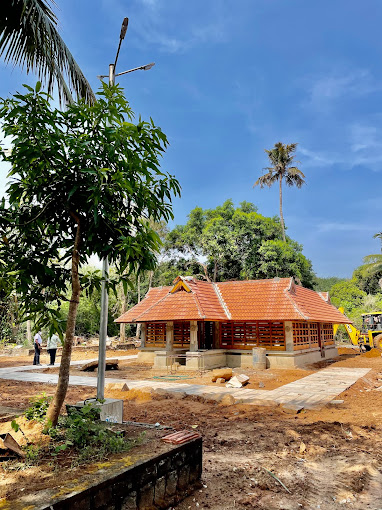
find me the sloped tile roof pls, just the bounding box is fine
[115,276,351,324]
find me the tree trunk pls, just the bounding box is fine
[26,320,32,344]
[213,259,217,283]
[148,270,153,289]
[279,177,286,242]
[119,291,127,343]
[46,214,81,427]
[135,273,142,339]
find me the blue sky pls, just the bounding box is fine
[1,0,382,278]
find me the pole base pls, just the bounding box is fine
[66,398,123,424]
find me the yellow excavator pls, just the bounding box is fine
[334,307,382,351]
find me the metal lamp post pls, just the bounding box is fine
[96,18,155,401]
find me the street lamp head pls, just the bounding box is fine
[120,17,129,40]
[143,62,155,71]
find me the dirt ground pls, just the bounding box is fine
[0,348,139,368]
[1,346,382,509]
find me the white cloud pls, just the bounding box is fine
[316,222,371,233]
[299,119,382,172]
[304,69,379,112]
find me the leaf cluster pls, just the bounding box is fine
[1,0,95,105]
[0,82,180,335]
[165,199,315,286]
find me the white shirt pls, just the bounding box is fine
[47,334,60,350]
[34,333,42,345]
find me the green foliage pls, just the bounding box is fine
[0,0,95,105]
[51,404,138,466]
[14,400,139,467]
[24,394,52,422]
[254,142,305,242]
[359,231,382,293]
[24,444,42,464]
[0,82,180,337]
[314,276,347,292]
[353,264,382,294]
[257,240,315,288]
[165,200,315,287]
[330,280,366,311]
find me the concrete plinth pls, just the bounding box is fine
[266,346,339,368]
[137,349,156,363]
[143,345,339,370]
[186,350,226,370]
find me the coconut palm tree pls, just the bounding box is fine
[363,232,382,290]
[254,142,305,242]
[1,0,95,105]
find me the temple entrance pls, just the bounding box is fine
[198,321,215,350]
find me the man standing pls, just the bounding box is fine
[33,331,42,365]
[47,333,61,366]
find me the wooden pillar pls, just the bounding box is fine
[213,322,220,349]
[140,323,146,349]
[166,321,174,351]
[284,321,294,351]
[190,321,198,352]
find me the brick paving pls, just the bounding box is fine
[0,358,370,410]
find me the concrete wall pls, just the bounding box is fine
[35,438,202,510]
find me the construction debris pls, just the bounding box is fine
[225,374,250,388]
[0,433,25,459]
[161,430,201,445]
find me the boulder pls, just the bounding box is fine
[211,368,233,382]
[80,359,118,372]
[172,392,187,400]
[220,394,236,406]
[216,378,226,384]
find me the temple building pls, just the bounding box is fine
[115,276,351,369]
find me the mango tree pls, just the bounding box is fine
[0,82,180,425]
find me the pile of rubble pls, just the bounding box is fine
[211,368,249,388]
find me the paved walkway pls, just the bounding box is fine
[0,358,370,410]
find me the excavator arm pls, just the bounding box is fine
[335,307,363,346]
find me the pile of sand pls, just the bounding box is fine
[361,348,382,358]
[105,388,152,403]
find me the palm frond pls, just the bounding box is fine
[254,170,278,188]
[363,254,382,275]
[1,0,95,105]
[284,166,305,187]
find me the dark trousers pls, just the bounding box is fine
[49,349,57,365]
[33,343,40,365]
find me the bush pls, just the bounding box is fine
[25,394,52,422]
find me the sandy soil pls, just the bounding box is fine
[1,346,382,509]
[0,348,139,369]
[26,353,313,390]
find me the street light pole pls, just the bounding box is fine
[96,18,154,401]
[96,65,115,402]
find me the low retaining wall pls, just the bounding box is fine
[144,346,340,370]
[267,346,339,368]
[16,437,202,510]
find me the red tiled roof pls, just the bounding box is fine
[115,279,227,323]
[115,276,351,324]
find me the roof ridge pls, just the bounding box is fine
[213,283,231,319]
[283,283,309,320]
[192,292,206,319]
